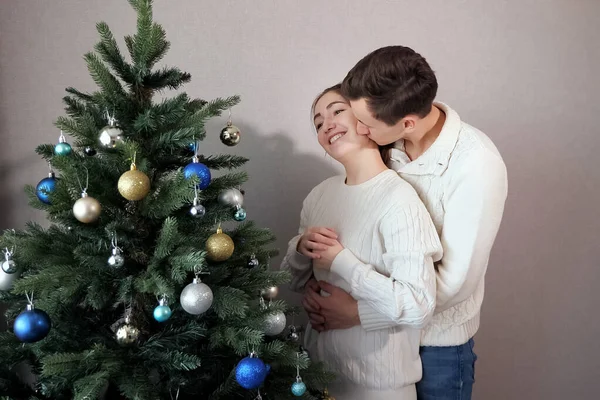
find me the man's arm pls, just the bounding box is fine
[435,149,507,312]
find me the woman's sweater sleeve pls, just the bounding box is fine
[330,202,442,330]
[280,198,313,293]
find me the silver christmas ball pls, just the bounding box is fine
[261,286,279,301]
[73,194,101,223]
[287,326,300,342]
[219,123,241,146]
[108,249,124,268]
[99,125,124,148]
[247,255,259,269]
[264,311,286,336]
[0,268,19,290]
[189,204,206,218]
[218,188,244,207]
[180,278,213,315]
[1,259,17,274]
[116,323,140,345]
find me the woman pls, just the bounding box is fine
[281,84,443,400]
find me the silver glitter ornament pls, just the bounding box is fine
[189,196,206,218]
[180,277,213,315]
[220,121,241,146]
[218,188,244,208]
[116,317,140,345]
[99,113,124,148]
[247,254,259,269]
[2,248,17,274]
[287,325,300,342]
[108,248,124,268]
[264,311,286,336]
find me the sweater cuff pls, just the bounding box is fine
[358,300,395,331]
[289,236,311,267]
[330,248,361,287]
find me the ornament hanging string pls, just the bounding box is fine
[105,110,116,126]
[255,388,262,400]
[25,291,34,306]
[59,130,67,143]
[76,167,90,195]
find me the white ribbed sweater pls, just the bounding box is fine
[389,102,508,346]
[282,170,443,394]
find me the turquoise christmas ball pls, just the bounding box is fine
[54,142,72,156]
[234,207,246,221]
[291,381,307,396]
[153,304,172,322]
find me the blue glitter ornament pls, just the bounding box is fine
[235,353,270,389]
[54,132,72,156]
[234,206,246,221]
[153,298,172,322]
[14,297,51,343]
[291,380,307,396]
[36,166,57,204]
[183,156,211,190]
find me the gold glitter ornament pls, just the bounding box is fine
[118,162,150,201]
[206,226,234,262]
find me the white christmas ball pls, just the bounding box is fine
[264,311,286,336]
[218,188,244,207]
[180,278,213,315]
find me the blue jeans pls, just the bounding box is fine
[416,339,477,400]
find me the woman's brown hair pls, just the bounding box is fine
[312,84,393,165]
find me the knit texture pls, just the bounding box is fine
[282,169,442,395]
[389,102,508,346]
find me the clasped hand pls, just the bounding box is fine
[297,226,343,270]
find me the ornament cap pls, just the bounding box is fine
[26,303,34,311]
[81,191,88,198]
[130,163,137,171]
[192,155,199,163]
[192,277,200,284]
[216,227,223,234]
[158,298,168,307]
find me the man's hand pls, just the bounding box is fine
[307,281,360,331]
[302,278,325,331]
[297,227,338,259]
[313,239,344,270]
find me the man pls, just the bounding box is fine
[298,46,508,399]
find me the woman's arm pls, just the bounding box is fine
[328,202,442,330]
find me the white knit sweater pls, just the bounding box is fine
[389,102,508,346]
[282,170,443,395]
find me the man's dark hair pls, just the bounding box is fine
[341,46,438,125]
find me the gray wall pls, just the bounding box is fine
[1,1,599,399]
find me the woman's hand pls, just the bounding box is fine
[297,227,338,259]
[313,239,344,270]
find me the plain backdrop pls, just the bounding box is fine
[1,1,599,399]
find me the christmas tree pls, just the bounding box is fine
[0,1,332,399]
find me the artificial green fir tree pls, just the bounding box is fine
[0,1,332,399]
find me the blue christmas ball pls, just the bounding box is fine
[234,207,246,221]
[36,176,57,204]
[14,308,51,343]
[291,381,307,396]
[188,142,196,152]
[54,142,72,156]
[235,356,270,389]
[183,162,211,190]
[153,304,172,322]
